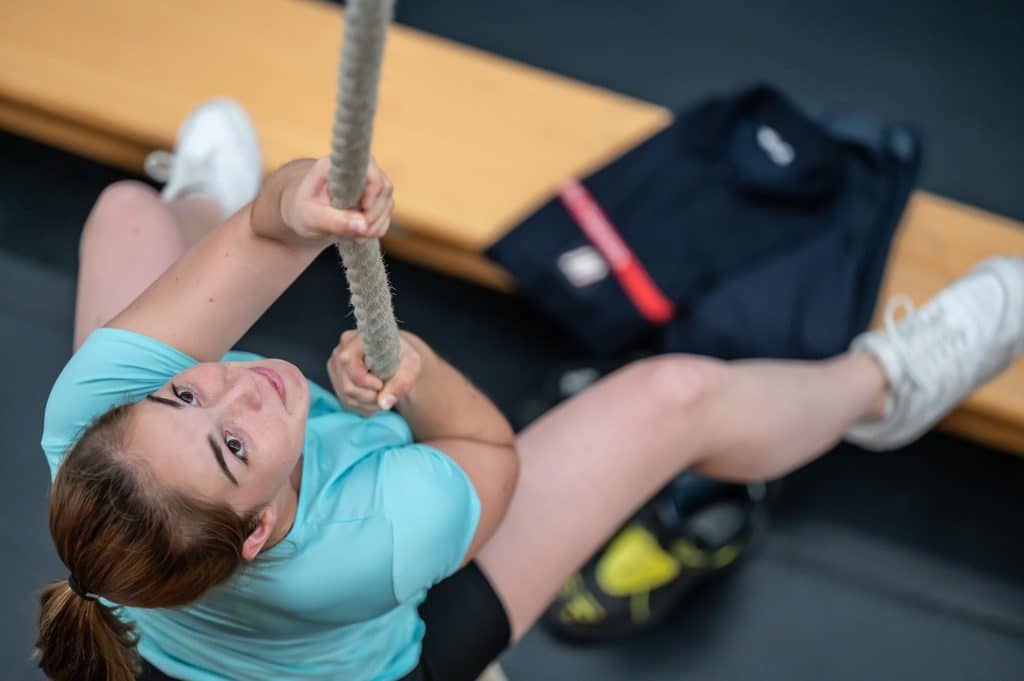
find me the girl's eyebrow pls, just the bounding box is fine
[207,435,239,486]
[145,394,183,409]
[146,394,238,485]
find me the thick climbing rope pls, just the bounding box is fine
[328,0,400,379]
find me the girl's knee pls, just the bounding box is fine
[81,181,167,252]
[625,354,727,414]
[92,181,160,219]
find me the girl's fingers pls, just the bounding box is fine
[340,380,379,407]
[377,383,404,410]
[302,157,333,199]
[377,355,418,409]
[346,358,384,391]
[362,192,391,228]
[328,329,386,415]
[360,176,385,210]
[332,338,384,391]
[364,198,394,240]
[306,205,366,238]
[314,160,391,241]
[360,161,392,208]
[344,201,392,242]
[363,218,390,241]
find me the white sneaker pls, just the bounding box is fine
[144,98,262,218]
[846,256,1024,450]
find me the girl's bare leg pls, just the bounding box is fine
[477,351,886,640]
[73,180,219,350]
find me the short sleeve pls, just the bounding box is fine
[40,327,198,478]
[380,444,481,603]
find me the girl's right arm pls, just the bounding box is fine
[109,157,393,362]
[328,330,519,564]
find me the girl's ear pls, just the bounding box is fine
[241,506,277,561]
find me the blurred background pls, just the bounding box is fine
[2,1,1023,680]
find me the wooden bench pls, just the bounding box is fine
[3,0,1024,453]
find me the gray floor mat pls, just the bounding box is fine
[0,256,75,680]
[503,548,1024,681]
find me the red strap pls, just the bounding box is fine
[558,180,675,324]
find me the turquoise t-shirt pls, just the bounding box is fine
[40,328,481,681]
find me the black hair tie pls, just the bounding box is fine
[67,574,98,602]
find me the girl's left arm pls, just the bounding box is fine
[108,156,393,361]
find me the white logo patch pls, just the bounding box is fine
[558,245,609,288]
[756,125,795,166]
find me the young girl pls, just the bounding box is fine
[36,99,1024,681]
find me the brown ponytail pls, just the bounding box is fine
[36,403,262,681]
[37,580,140,681]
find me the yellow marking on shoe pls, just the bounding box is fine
[630,592,651,622]
[557,572,585,599]
[712,544,740,568]
[561,592,606,624]
[595,524,680,596]
[671,538,711,568]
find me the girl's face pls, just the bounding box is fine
[128,359,310,512]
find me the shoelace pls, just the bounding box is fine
[144,150,215,196]
[144,150,175,183]
[883,295,969,388]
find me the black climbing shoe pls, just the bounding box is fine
[543,475,769,642]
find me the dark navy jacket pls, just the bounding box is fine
[487,85,921,359]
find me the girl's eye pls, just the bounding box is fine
[225,434,246,461]
[172,384,196,405]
